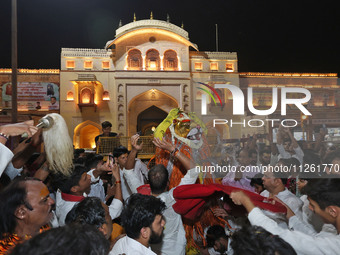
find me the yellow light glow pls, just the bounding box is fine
[226,63,233,72]
[194,62,202,70]
[83,98,90,104]
[142,55,146,70]
[102,61,110,69]
[210,62,218,71]
[0,68,60,74]
[103,91,110,101]
[66,61,75,69]
[301,115,307,120]
[149,61,157,70]
[67,91,74,101]
[178,56,182,71]
[82,92,91,104]
[249,84,339,88]
[124,55,128,70]
[240,72,337,77]
[109,28,198,50]
[84,61,93,69]
[160,55,164,70]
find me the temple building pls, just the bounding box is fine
[1,15,339,148]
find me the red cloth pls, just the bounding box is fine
[61,192,85,202]
[173,183,287,220]
[137,184,151,195]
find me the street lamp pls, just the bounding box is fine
[301,114,308,140]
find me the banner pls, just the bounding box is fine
[1,82,59,111]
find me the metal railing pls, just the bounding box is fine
[96,136,156,159]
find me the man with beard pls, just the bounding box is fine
[110,193,166,255]
[123,135,197,255]
[200,225,230,255]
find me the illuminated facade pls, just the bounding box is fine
[59,14,339,148]
[60,18,243,148]
[1,17,339,148]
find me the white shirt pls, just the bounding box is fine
[288,215,337,237]
[55,190,79,226]
[55,190,123,226]
[248,207,340,255]
[0,143,13,176]
[87,169,106,202]
[260,188,303,228]
[4,162,23,180]
[124,167,200,255]
[110,236,156,255]
[120,158,148,201]
[55,171,123,226]
[277,144,304,165]
[222,165,260,192]
[88,169,124,219]
[300,195,324,232]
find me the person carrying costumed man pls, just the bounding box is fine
[152,108,228,254]
[153,108,212,188]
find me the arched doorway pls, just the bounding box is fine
[73,120,101,149]
[137,106,168,135]
[128,89,178,136]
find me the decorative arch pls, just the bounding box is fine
[137,106,168,135]
[73,120,101,149]
[145,49,160,71]
[127,49,142,70]
[128,89,178,136]
[66,91,74,101]
[118,84,124,93]
[118,104,124,111]
[183,85,188,93]
[163,50,178,71]
[80,88,93,104]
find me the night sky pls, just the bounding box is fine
[0,0,339,74]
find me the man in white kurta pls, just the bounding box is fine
[55,168,123,226]
[0,143,13,176]
[111,235,157,255]
[229,179,340,255]
[261,170,303,228]
[124,166,199,255]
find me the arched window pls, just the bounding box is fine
[67,91,74,101]
[118,84,124,93]
[146,49,160,71]
[80,88,92,104]
[127,49,142,70]
[163,50,178,70]
[102,91,110,101]
[183,85,188,93]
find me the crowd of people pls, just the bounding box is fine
[0,118,340,255]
